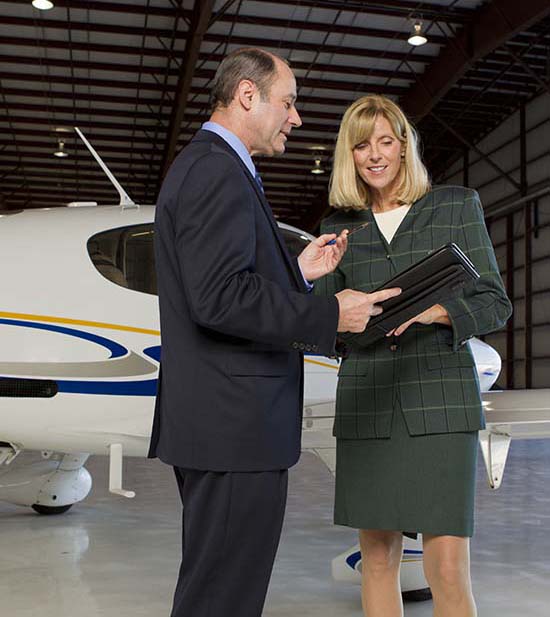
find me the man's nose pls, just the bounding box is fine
[289,106,302,128]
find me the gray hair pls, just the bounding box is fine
[211,48,287,108]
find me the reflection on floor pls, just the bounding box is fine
[1,439,549,616]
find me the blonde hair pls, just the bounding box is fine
[329,95,430,210]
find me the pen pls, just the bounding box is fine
[326,222,370,245]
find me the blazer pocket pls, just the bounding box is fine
[425,346,475,370]
[229,352,289,376]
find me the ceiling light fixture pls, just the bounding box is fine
[310,158,325,175]
[53,140,68,158]
[32,0,54,9]
[408,21,427,46]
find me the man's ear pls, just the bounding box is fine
[236,79,257,111]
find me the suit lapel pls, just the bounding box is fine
[244,167,302,289]
[195,130,302,289]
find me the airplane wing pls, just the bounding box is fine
[482,389,550,488]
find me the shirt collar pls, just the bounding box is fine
[201,121,256,178]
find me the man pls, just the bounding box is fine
[149,47,400,617]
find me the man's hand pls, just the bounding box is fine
[336,288,402,333]
[297,230,349,282]
[387,303,451,337]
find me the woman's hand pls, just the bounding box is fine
[297,230,349,282]
[387,304,451,337]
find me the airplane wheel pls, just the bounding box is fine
[31,504,73,515]
[402,588,432,602]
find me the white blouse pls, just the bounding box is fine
[372,204,411,244]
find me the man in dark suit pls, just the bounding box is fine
[149,47,400,617]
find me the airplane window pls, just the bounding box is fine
[87,224,157,295]
[280,228,310,258]
[88,224,309,294]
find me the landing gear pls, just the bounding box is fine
[0,452,91,511]
[32,503,73,515]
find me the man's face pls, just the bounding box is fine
[249,62,302,157]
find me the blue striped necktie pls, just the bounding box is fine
[254,172,264,194]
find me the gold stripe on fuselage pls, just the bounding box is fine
[0,311,160,336]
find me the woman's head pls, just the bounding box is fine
[329,95,430,210]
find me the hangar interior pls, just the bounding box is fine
[1,1,550,616]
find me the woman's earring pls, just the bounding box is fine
[400,151,405,158]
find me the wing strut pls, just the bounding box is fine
[479,428,512,489]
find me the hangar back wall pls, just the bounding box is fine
[443,90,550,389]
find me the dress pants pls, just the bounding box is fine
[171,466,288,617]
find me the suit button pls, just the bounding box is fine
[305,345,312,352]
[386,254,391,259]
[292,342,299,349]
[299,343,306,350]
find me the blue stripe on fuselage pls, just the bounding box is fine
[0,318,128,358]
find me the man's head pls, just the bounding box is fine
[210,48,302,156]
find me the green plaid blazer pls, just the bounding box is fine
[316,186,512,439]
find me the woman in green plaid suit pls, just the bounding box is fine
[316,95,512,617]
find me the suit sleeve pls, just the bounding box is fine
[439,190,513,351]
[291,256,310,293]
[173,152,339,354]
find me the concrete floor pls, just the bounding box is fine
[1,438,549,616]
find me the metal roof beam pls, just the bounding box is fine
[203,32,433,64]
[251,0,474,23]
[0,6,448,46]
[0,0,188,18]
[0,15,190,42]
[401,0,550,120]
[0,51,414,83]
[161,0,218,176]
[216,13,448,46]
[0,33,432,65]
[0,0,474,25]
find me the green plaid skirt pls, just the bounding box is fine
[334,402,478,537]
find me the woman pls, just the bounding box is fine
[316,95,512,617]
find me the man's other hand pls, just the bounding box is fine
[336,288,402,333]
[297,230,348,282]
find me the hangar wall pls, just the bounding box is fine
[440,91,550,389]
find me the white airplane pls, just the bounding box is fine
[1,130,548,597]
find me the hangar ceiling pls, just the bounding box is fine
[0,0,549,231]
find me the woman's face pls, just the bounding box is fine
[352,115,403,197]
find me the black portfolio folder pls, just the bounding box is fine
[357,243,480,347]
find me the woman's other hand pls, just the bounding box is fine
[388,304,451,337]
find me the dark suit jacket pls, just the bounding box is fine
[316,186,512,439]
[148,130,339,471]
